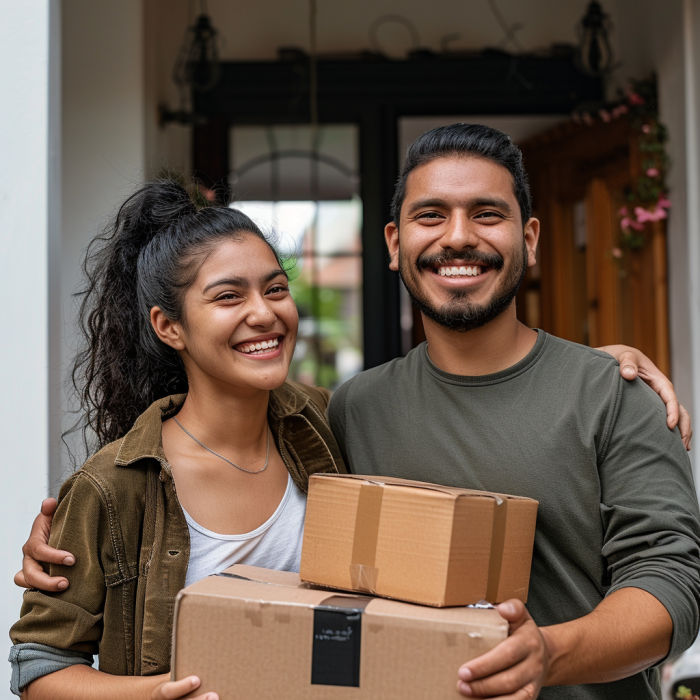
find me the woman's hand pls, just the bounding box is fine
[15,498,73,591]
[600,344,692,450]
[152,675,218,700]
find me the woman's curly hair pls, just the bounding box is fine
[65,179,283,460]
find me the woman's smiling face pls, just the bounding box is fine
[155,234,298,394]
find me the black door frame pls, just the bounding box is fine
[193,52,602,370]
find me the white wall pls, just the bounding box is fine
[58,0,146,483]
[0,2,60,696]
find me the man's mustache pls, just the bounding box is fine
[416,250,504,271]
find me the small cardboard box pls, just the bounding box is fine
[171,564,508,700]
[300,474,538,607]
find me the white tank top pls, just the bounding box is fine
[183,473,307,587]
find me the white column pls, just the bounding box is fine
[0,1,61,696]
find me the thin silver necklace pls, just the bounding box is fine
[172,417,270,474]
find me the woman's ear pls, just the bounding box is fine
[150,307,185,351]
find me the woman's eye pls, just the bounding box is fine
[268,285,289,295]
[216,292,240,301]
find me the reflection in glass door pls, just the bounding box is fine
[229,124,362,390]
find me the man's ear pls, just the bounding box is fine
[385,221,400,272]
[150,307,186,351]
[524,217,540,268]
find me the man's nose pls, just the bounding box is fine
[438,212,479,251]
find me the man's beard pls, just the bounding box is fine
[398,239,528,333]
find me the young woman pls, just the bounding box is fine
[10,180,345,700]
[11,180,691,699]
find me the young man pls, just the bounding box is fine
[327,124,700,699]
[16,125,699,699]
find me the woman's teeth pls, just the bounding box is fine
[237,337,280,354]
[438,266,483,277]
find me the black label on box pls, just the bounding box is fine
[311,596,370,687]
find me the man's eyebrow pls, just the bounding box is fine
[471,196,513,214]
[202,268,287,294]
[405,198,449,216]
[405,196,514,216]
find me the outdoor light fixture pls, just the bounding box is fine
[576,1,612,77]
[174,13,221,93]
[160,11,221,127]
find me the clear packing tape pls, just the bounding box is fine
[347,478,509,602]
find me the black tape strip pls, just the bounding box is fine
[311,596,369,687]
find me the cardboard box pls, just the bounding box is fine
[171,564,508,700]
[300,474,538,607]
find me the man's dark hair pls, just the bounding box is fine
[391,123,532,226]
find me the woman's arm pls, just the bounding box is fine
[24,665,217,700]
[598,343,692,449]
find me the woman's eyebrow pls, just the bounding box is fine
[203,269,287,294]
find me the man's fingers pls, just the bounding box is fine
[458,659,535,697]
[14,570,28,588]
[40,498,58,518]
[24,539,74,566]
[158,676,201,700]
[457,680,538,699]
[459,634,529,682]
[21,557,69,591]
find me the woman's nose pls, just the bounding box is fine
[245,295,277,327]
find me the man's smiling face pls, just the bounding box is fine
[385,155,539,333]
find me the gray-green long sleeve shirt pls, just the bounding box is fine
[329,331,700,699]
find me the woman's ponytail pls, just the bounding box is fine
[65,179,274,461]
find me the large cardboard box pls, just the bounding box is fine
[171,564,508,700]
[300,474,538,607]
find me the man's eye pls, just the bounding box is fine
[475,211,503,220]
[417,212,443,220]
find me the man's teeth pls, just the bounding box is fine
[438,266,483,277]
[237,337,280,354]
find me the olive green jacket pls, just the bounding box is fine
[10,383,345,677]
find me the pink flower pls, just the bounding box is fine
[611,247,623,259]
[658,196,672,209]
[617,104,629,114]
[646,167,660,178]
[641,124,652,134]
[635,205,667,223]
[618,206,628,217]
[599,109,612,123]
[621,217,645,231]
[628,92,646,106]
[635,206,653,223]
[581,112,593,126]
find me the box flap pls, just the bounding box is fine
[311,473,538,505]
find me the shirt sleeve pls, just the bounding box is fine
[328,378,352,470]
[10,471,114,656]
[8,643,93,696]
[599,376,700,660]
